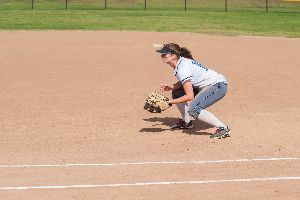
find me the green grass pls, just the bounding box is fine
[0,10,299,37]
[1,0,300,12]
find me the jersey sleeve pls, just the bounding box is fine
[176,63,193,84]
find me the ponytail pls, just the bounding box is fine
[163,43,194,60]
[179,47,193,60]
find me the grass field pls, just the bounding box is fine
[0,9,299,37]
[1,0,300,12]
[0,0,300,13]
[1,0,300,11]
[0,0,299,37]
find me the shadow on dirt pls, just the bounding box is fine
[140,117,214,136]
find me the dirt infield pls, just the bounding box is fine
[0,31,299,199]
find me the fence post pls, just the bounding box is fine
[145,0,147,10]
[65,0,68,10]
[225,0,228,12]
[105,0,107,9]
[32,0,34,9]
[184,0,186,11]
[266,0,269,12]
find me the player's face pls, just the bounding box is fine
[161,53,176,65]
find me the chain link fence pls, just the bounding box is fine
[0,0,299,12]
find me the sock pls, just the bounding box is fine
[197,109,226,128]
[176,102,191,123]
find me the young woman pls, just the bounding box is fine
[156,43,230,139]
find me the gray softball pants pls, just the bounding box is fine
[172,82,227,119]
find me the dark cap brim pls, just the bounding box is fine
[156,49,169,54]
[156,45,178,55]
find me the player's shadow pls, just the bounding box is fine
[140,117,213,136]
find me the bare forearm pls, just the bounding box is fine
[169,81,194,104]
[169,95,194,104]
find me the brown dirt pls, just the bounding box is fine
[0,31,299,199]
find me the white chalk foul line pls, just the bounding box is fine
[0,157,299,168]
[0,176,299,190]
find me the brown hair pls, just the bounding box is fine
[164,43,194,60]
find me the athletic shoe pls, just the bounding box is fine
[171,119,194,129]
[210,127,231,139]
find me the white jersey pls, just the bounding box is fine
[174,57,227,89]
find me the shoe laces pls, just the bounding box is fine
[215,127,226,133]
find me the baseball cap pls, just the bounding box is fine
[156,44,179,56]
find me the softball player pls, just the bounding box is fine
[156,43,230,139]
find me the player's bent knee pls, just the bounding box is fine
[188,109,201,120]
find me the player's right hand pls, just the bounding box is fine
[160,84,173,91]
